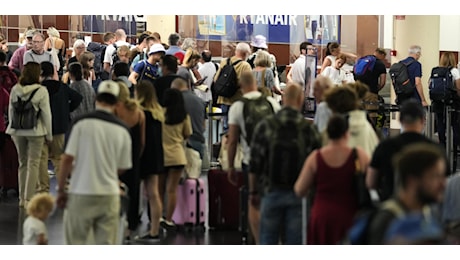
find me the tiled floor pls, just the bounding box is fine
[0,174,243,245]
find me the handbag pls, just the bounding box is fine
[218,134,243,170]
[352,148,373,210]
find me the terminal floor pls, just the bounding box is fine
[0,173,242,245]
[0,130,456,245]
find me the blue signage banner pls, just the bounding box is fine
[196,15,340,45]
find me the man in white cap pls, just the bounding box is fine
[129,43,165,86]
[57,80,132,245]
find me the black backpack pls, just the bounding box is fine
[429,66,456,104]
[111,43,120,66]
[242,95,274,144]
[11,88,40,130]
[265,115,309,191]
[389,60,416,104]
[213,58,242,98]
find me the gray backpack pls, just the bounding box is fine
[11,88,40,130]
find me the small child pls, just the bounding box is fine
[23,193,55,245]
[321,53,347,86]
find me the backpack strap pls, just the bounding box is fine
[231,59,243,67]
[381,199,405,218]
[139,60,148,81]
[401,58,416,67]
[26,88,40,102]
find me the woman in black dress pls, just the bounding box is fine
[113,80,146,242]
[133,80,165,243]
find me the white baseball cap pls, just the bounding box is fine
[148,44,166,55]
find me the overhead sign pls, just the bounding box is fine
[195,15,340,45]
[82,15,146,35]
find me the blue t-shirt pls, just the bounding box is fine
[133,60,160,84]
[400,56,422,101]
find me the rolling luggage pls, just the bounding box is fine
[172,178,206,232]
[0,134,19,198]
[207,169,244,230]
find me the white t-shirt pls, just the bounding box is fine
[103,40,131,65]
[228,91,281,165]
[314,102,333,133]
[290,55,306,87]
[23,216,47,245]
[321,66,346,85]
[65,109,132,195]
[451,67,460,81]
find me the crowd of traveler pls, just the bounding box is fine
[0,26,459,246]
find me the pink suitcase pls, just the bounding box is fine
[172,178,206,232]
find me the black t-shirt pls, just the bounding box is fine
[369,132,446,201]
[153,74,181,106]
[68,56,78,65]
[355,58,387,94]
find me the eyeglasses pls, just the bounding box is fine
[307,47,317,51]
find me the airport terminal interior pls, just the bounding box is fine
[1,15,460,246]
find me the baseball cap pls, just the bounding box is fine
[399,99,426,123]
[251,35,268,49]
[97,80,120,97]
[148,44,166,56]
[384,213,444,244]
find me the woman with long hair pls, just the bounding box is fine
[133,80,165,243]
[113,80,145,242]
[320,42,357,74]
[44,27,66,77]
[6,62,52,208]
[431,51,460,169]
[79,51,96,86]
[159,88,192,231]
[177,49,202,90]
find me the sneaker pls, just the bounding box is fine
[134,234,161,244]
[160,219,177,231]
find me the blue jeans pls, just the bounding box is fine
[221,104,230,133]
[259,189,303,245]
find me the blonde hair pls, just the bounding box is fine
[254,50,272,68]
[440,52,457,68]
[26,193,55,217]
[183,49,201,68]
[117,45,130,55]
[47,27,60,38]
[135,80,164,122]
[117,81,138,111]
[181,38,195,51]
